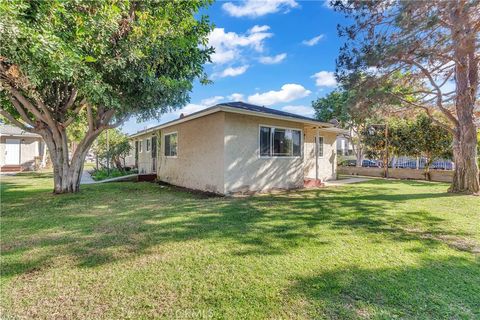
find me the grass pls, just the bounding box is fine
[90,167,138,181]
[1,172,479,319]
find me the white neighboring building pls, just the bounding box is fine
[0,124,46,172]
[336,135,354,156]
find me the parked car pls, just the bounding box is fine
[362,159,381,168]
[342,159,357,166]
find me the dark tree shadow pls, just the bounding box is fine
[288,256,480,319]
[1,176,478,278]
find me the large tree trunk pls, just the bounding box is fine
[40,124,101,194]
[350,126,364,167]
[448,3,480,195]
[449,124,479,194]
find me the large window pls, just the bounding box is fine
[164,132,177,157]
[139,140,143,153]
[146,138,151,152]
[260,126,301,157]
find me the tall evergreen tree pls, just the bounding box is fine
[334,0,480,194]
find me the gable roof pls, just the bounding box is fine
[129,101,343,138]
[0,124,41,138]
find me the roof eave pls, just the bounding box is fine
[217,105,334,128]
[128,105,335,138]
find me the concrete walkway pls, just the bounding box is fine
[80,171,138,185]
[80,171,96,184]
[324,177,372,187]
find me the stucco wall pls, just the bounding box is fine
[133,133,156,174]
[157,112,225,194]
[0,136,42,167]
[124,141,136,168]
[223,113,305,194]
[303,128,337,181]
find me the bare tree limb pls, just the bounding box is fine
[86,104,95,131]
[0,108,34,132]
[401,59,459,127]
[64,89,78,111]
[4,85,45,122]
[62,98,87,128]
[8,96,35,127]
[392,93,455,133]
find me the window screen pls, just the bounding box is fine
[164,133,177,157]
[260,126,301,157]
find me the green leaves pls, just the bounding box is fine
[0,0,213,121]
[83,56,97,63]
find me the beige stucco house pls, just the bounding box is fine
[1,124,46,172]
[129,102,345,195]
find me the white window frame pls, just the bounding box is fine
[164,131,178,158]
[146,138,151,152]
[138,139,143,153]
[315,135,325,158]
[258,124,303,158]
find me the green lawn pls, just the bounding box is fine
[1,173,479,319]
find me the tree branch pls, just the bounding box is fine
[401,58,459,127]
[86,104,95,131]
[64,89,78,111]
[62,98,87,128]
[4,85,45,122]
[0,108,34,132]
[392,93,455,134]
[8,96,35,127]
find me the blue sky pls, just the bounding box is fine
[122,0,348,134]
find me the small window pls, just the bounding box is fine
[164,132,177,157]
[315,136,324,157]
[260,127,271,156]
[259,126,301,157]
[139,140,143,153]
[146,138,151,152]
[292,130,301,156]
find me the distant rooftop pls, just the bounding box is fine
[0,123,41,137]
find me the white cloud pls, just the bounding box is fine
[281,105,315,117]
[222,0,298,18]
[171,103,208,117]
[249,25,270,33]
[228,93,245,101]
[208,26,273,64]
[215,65,249,78]
[311,71,337,87]
[259,53,287,64]
[200,96,224,106]
[302,34,324,46]
[247,84,311,106]
[171,95,226,117]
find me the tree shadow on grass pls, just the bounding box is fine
[288,256,480,319]
[1,177,478,277]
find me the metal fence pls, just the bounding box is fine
[391,156,453,170]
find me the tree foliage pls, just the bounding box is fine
[333,0,480,194]
[312,82,400,166]
[0,0,213,193]
[363,114,453,179]
[93,129,131,170]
